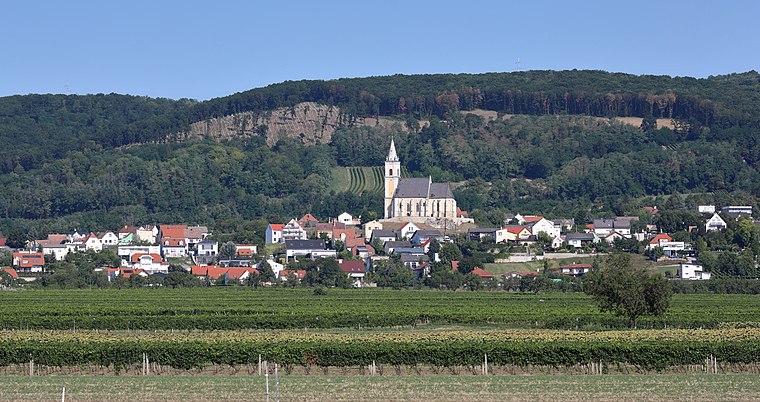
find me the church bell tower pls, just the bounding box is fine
[384,138,400,219]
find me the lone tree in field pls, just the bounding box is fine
[584,253,672,328]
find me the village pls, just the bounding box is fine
[0,141,755,288]
[1,202,752,288]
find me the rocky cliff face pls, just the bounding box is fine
[174,102,409,146]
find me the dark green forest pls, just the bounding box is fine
[1,70,759,239]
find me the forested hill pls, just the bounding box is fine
[3,70,760,173]
[1,70,760,237]
[196,70,760,127]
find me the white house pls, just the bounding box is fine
[524,217,561,239]
[705,213,727,231]
[98,231,119,247]
[363,220,383,240]
[284,240,336,260]
[721,206,753,218]
[42,243,82,261]
[697,205,716,214]
[130,253,169,275]
[117,245,161,261]
[196,240,219,257]
[83,234,103,252]
[678,263,711,280]
[398,222,420,240]
[337,212,361,226]
[265,224,283,244]
[267,219,307,244]
[566,232,599,248]
[161,238,188,258]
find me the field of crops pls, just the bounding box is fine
[330,166,410,194]
[1,329,760,372]
[0,288,759,331]
[4,374,759,401]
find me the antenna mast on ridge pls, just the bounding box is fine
[515,57,522,72]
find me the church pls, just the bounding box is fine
[383,139,458,221]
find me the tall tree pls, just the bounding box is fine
[584,254,672,328]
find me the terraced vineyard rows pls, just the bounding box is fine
[0,289,758,331]
[330,166,409,194]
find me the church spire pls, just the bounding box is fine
[387,137,398,162]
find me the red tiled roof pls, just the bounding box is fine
[121,268,146,279]
[0,238,7,247]
[160,225,188,239]
[269,224,284,231]
[344,237,364,249]
[506,227,529,234]
[456,207,468,217]
[191,265,258,280]
[13,252,44,268]
[161,238,185,247]
[131,253,163,263]
[471,267,494,278]
[649,233,673,245]
[236,248,254,256]
[351,244,375,256]
[339,260,365,273]
[299,213,319,224]
[279,269,306,279]
[523,216,543,223]
[3,268,18,279]
[451,260,460,271]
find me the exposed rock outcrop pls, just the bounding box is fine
[175,102,409,146]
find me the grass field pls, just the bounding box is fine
[484,256,597,275]
[1,374,758,401]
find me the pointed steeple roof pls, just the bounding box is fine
[387,137,398,162]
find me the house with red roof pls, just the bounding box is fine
[339,259,366,287]
[191,265,259,284]
[12,252,44,273]
[0,238,7,248]
[161,237,188,258]
[130,253,170,275]
[266,219,307,244]
[278,269,307,281]
[235,244,258,258]
[107,268,149,282]
[84,233,103,252]
[500,226,532,242]
[647,233,673,249]
[470,267,495,281]
[3,268,18,280]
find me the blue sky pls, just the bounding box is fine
[1,0,757,100]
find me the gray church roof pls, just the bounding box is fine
[394,178,454,199]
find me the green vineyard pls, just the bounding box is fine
[330,166,409,194]
[0,289,759,331]
[2,329,759,371]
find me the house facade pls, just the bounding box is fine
[678,263,711,280]
[705,213,727,231]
